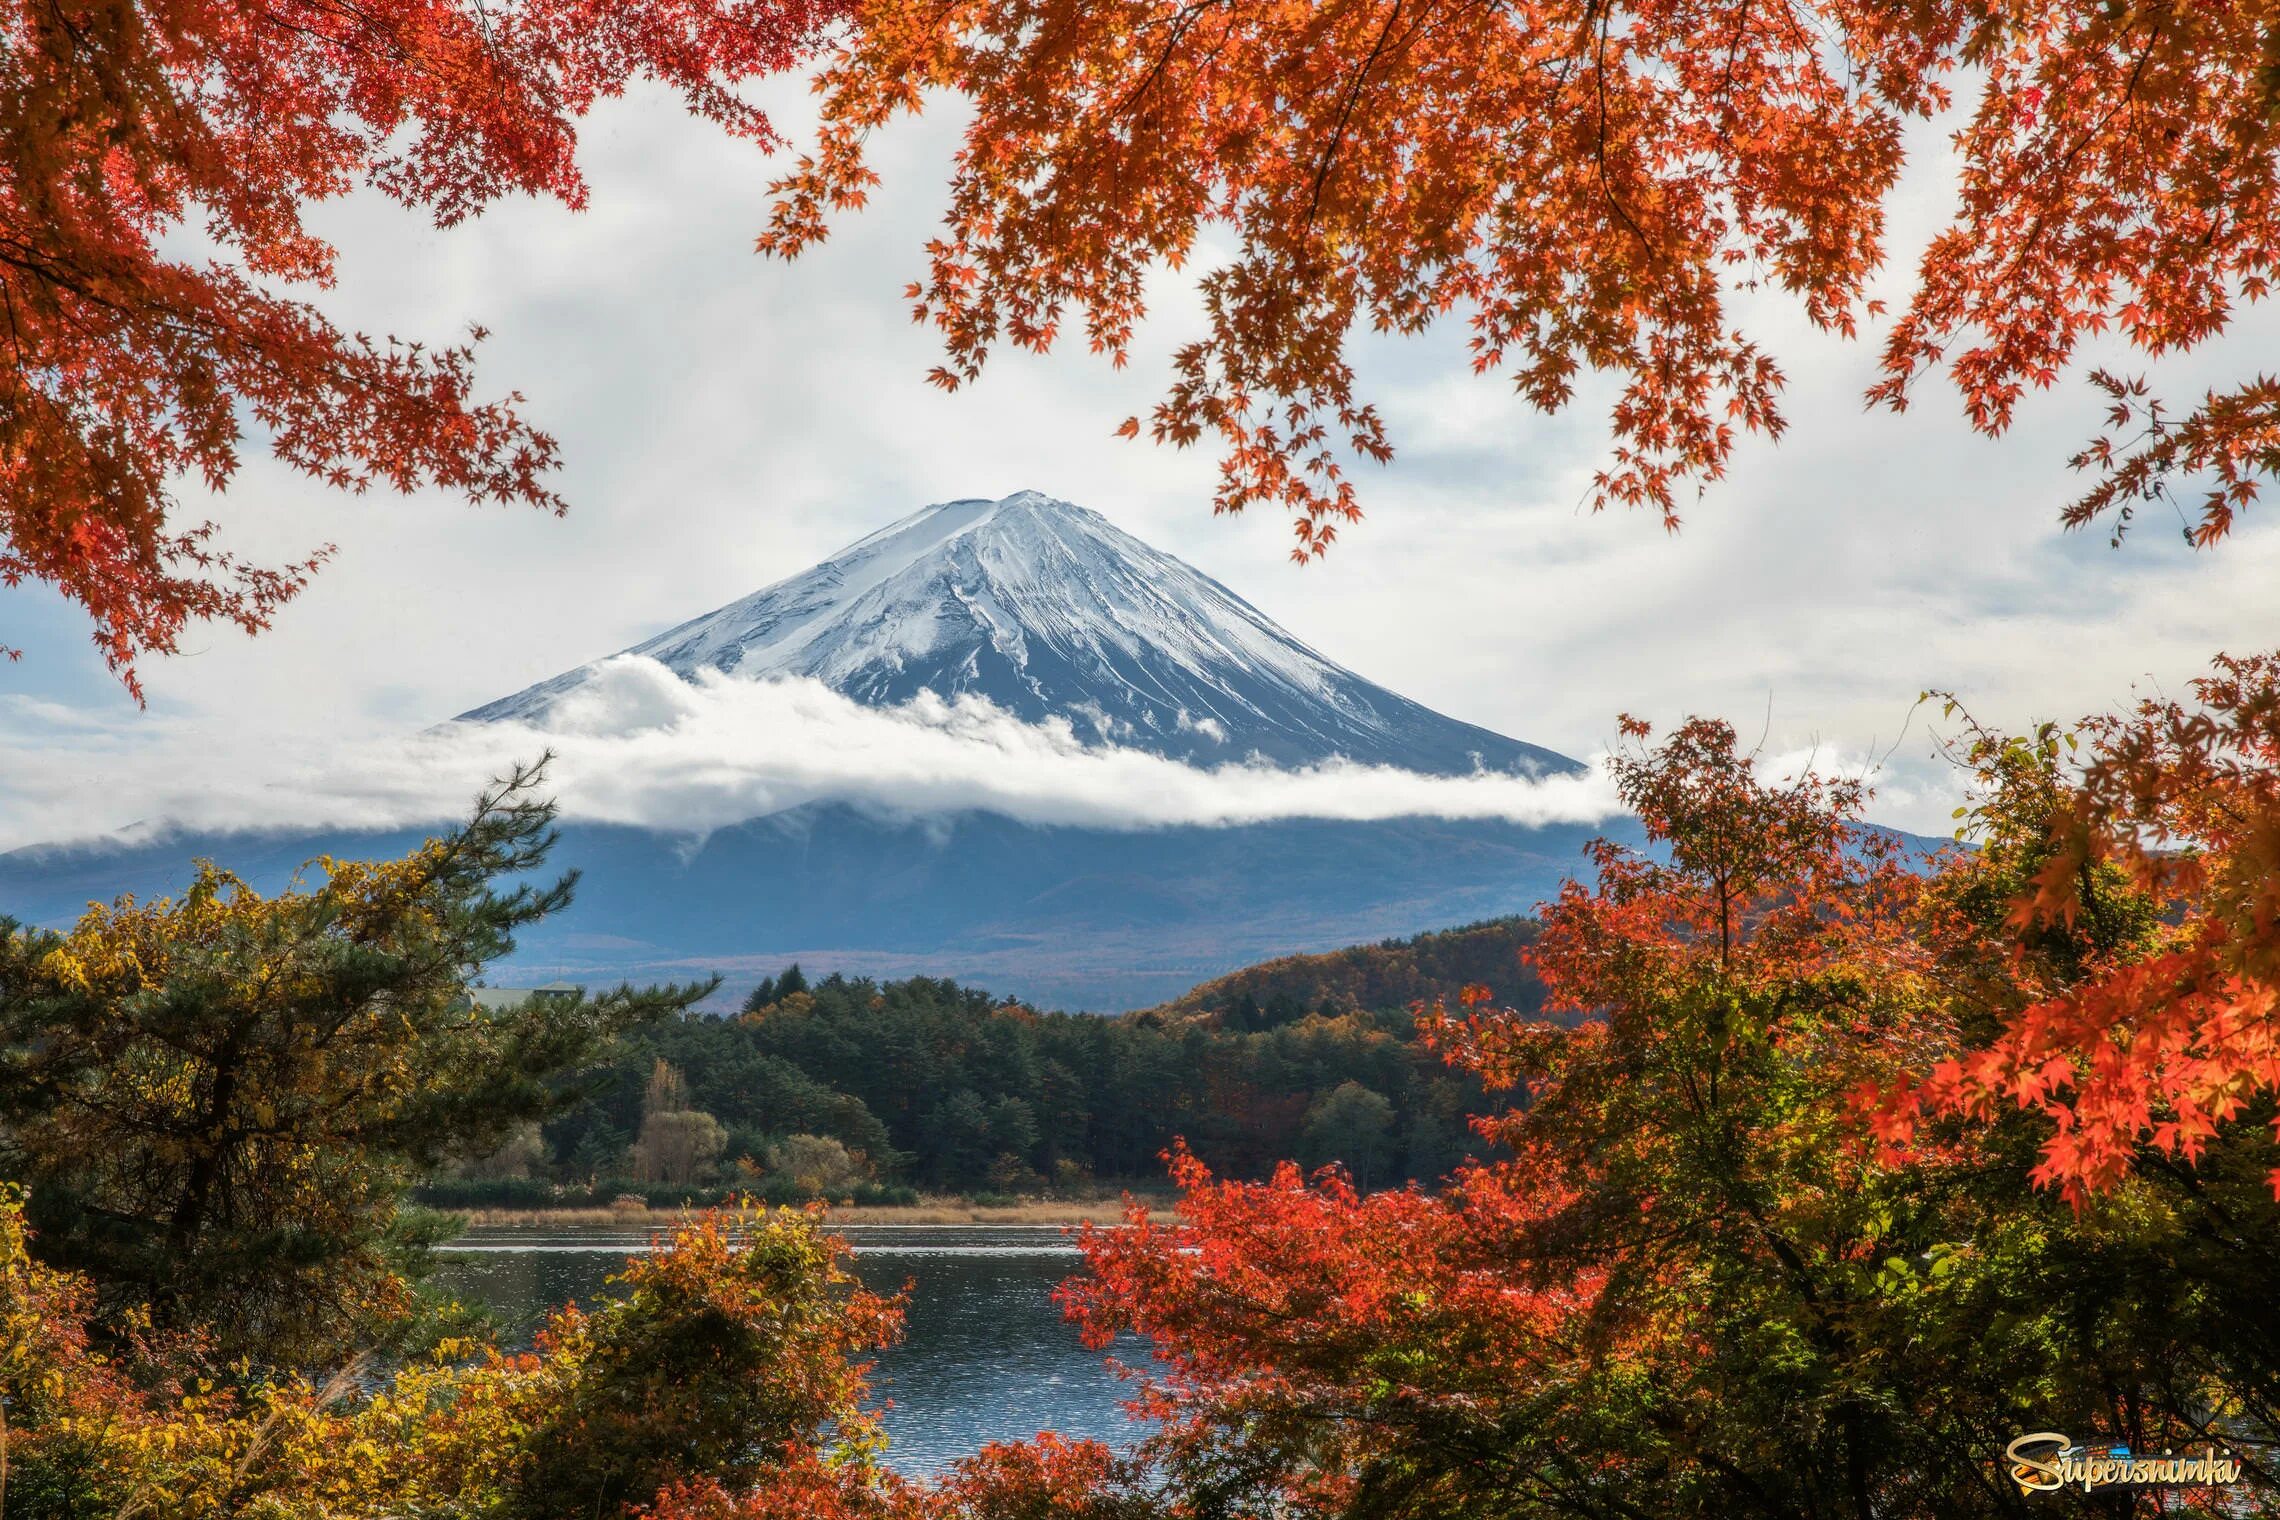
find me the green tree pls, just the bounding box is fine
[985,1096,1041,1166]
[454,1121,549,1182]
[0,759,707,1365]
[741,963,809,1015]
[1299,1082,1397,1192]
[542,964,1500,1195]
[921,1089,996,1187]
[1034,1059,1092,1173]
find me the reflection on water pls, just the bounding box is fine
[432,1224,1149,1476]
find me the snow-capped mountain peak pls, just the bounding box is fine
[460,491,1577,776]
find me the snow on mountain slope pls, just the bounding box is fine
[461,491,1577,776]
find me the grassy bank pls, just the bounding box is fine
[450,1195,1180,1229]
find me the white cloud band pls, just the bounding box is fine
[1,658,1623,852]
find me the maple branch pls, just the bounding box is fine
[1111,0,1227,122]
[1986,19,2167,306]
[0,239,145,324]
[1302,0,1411,234]
[0,284,30,383]
[250,0,411,65]
[1589,0,1657,258]
[1716,0,1757,115]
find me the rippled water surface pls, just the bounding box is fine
[434,1224,1147,1475]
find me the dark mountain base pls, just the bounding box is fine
[0,806,1638,1011]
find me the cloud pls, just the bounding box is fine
[0,660,1623,852]
[1175,709,1229,743]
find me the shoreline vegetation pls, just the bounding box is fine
[433,928,1539,1227]
[449,1196,1182,1230]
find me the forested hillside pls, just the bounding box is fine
[435,934,1546,1205]
[1150,918,1541,1028]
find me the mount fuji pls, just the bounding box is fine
[462,490,1576,777]
[1,492,1617,1009]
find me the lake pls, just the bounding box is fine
[433,1222,1151,1475]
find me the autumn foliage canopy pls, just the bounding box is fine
[12,0,2280,691]
[0,0,842,696]
[767,0,2280,556]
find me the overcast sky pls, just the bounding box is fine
[4,75,2277,848]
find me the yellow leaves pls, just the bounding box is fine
[0,1199,894,1515]
[36,943,95,993]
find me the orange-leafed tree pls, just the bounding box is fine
[1061,722,1947,1517]
[1,0,842,699]
[1875,651,2280,1206]
[1057,715,2280,1516]
[764,0,2280,556]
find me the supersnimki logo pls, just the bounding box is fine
[2004,1433,2246,1496]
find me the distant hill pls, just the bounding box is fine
[1151,916,1547,1029]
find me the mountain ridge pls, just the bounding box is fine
[460,490,1578,776]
